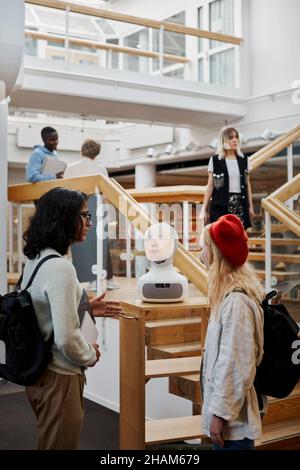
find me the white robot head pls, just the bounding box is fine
[137,223,188,302]
[144,222,178,266]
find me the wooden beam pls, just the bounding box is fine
[261,198,300,238]
[248,238,300,247]
[250,125,300,171]
[145,356,201,379]
[25,0,243,45]
[270,172,300,203]
[129,185,206,203]
[25,29,189,64]
[8,175,102,202]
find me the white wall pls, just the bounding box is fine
[249,0,300,96]
[84,317,192,419]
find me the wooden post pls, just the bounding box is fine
[119,312,145,450]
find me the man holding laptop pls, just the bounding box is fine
[26,127,66,182]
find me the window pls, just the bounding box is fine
[209,0,234,48]
[25,29,38,56]
[106,38,119,69]
[196,0,236,87]
[198,58,204,82]
[210,48,234,87]
[198,7,204,53]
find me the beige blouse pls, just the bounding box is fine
[201,292,264,441]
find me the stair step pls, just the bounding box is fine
[169,374,200,403]
[257,417,300,449]
[146,414,300,448]
[169,375,300,411]
[146,356,201,379]
[249,253,300,263]
[146,415,204,445]
[145,317,201,347]
[147,342,201,359]
[145,307,206,321]
[248,238,300,247]
[255,269,300,281]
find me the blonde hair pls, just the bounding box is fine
[216,126,243,159]
[203,224,264,315]
[81,139,101,160]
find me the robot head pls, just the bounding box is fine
[144,223,178,265]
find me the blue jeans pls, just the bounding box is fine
[214,438,254,451]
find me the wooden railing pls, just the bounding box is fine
[8,175,208,294]
[249,125,300,171]
[25,29,189,64]
[25,0,243,46]
[262,173,300,238]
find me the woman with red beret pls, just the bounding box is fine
[199,214,265,450]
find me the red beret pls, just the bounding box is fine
[209,214,248,267]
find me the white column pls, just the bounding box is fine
[0,99,8,294]
[135,164,156,191]
[134,164,156,278]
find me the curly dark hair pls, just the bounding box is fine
[23,188,88,259]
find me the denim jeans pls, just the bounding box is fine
[214,438,254,451]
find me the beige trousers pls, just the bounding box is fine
[26,368,85,450]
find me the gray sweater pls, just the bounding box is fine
[21,248,97,375]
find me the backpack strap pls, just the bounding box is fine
[24,254,61,290]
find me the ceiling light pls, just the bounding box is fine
[164,144,174,155]
[209,138,218,149]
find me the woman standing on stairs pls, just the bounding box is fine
[200,127,255,230]
[199,214,265,450]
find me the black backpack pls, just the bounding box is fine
[255,290,300,402]
[0,255,60,386]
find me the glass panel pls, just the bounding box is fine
[198,7,204,53]
[25,5,38,25]
[198,58,204,82]
[164,67,184,79]
[95,19,116,35]
[107,38,119,69]
[153,11,185,72]
[209,0,234,48]
[123,29,149,73]
[210,48,235,87]
[34,6,99,34]
[25,37,38,57]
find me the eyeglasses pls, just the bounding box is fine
[80,211,92,224]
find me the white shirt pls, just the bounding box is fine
[208,156,251,194]
[64,156,109,178]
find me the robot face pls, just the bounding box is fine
[144,223,177,262]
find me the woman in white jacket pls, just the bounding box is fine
[200,214,264,450]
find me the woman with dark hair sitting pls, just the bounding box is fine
[22,187,122,450]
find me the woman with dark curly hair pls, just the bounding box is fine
[22,187,122,450]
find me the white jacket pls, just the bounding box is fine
[201,292,264,441]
